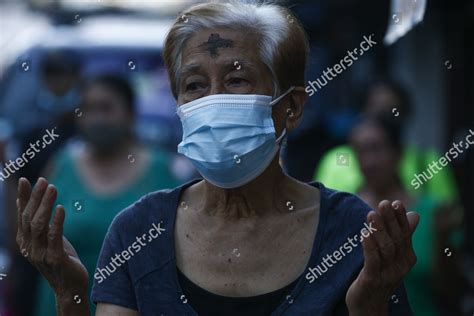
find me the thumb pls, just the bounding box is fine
[407,211,420,236]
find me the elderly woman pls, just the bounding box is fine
[16,1,418,315]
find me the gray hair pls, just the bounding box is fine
[163,0,308,99]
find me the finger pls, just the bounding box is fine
[22,178,48,235]
[378,200,404,258]
[369,210,396,261]
[406,212,420,236]
[31,185,57,257]
[391,200,410,238]
[404,212,418,269]
[16,178,32,235]
[46,205,65,265]
[378,200,402,239]
[362,213,381,272]
[402,212,420,275]
[390,201,418,270]
[31,184,57,233]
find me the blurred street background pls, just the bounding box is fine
[0,0,472,315]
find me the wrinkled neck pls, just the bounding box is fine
[201,156,290,219]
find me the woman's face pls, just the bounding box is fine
[177,28,288,133]
[81,84,130,125]
[79,84,132,150]
[350,122,400,187]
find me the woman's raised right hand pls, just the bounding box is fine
[16,177,89,301]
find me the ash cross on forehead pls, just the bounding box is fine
[199,33,234,58]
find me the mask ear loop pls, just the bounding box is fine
[276,128,287,144]
[270,86,295,145]
[270,86,295,107]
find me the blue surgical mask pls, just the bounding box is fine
[177,87,294,188]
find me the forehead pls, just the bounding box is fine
[181,28,261,66]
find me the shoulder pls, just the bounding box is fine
[316,183,372,251]
[108,185,180,241]
[96,183,192,283]
[319,183,372,224]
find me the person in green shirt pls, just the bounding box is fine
[349,114,463,316]
[34,74,180,316]
[314,79,459,203]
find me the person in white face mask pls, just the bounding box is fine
[16,1,420,315]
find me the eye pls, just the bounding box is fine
[227,78,249,86]
[185,82,206,92]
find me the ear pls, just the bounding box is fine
[285,86,308,131]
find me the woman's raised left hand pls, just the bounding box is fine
[346,200,419,316]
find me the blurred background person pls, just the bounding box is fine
[32,74,180,316]
[314,79,460,205]
[349,114,464,316]
[14,50,82,183]
[1,49,81,142]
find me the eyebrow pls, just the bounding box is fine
[180,63,202,77]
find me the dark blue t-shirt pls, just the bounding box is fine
[91,180,413,315]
